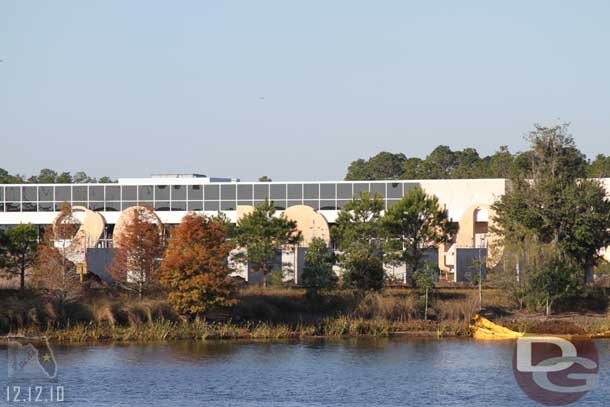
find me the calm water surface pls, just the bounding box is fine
[1,338,609,407]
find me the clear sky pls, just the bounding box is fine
[1,1,609,181]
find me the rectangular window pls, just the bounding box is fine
[6,202,20,212]
[237,184,253,201]
[253,184,269,200]
[221,201,236,211]
[155,185,169,201]
[303,184,319,200]
[6,186,21,201]
[370,182,385,198]
[337,183,352,199]
[287,184,302,200]
[353,183,369,197]
[22,186,37,202]
[171,201,186,211]
[337,200,351,209]
[155,201,170,211]
[404,182,417,194]
[304,200,319,210]
[272,200,286,210]
[72,201,86,208]
[320,200,335,210]
[55,186,70,202]
[171,185,186,201]
[105,201,120,211]
[38,202,54,212]
[204,201,219,211]
[237,200,252,206]
[320,184,335,200]
[270,184,286,200]
[90,186,104,201]
[0,203,3,212]
[138,185,153,201]
[122,186,137,201]
[188,201,203,211]
[387,182,402,198]
[73,186,87,201]
[106,186,120,201]
[287,200,301,208]
[0,186,3,202]
[188,185,203,200]
[22,202,36,212]
[122,201,137,210]
[39,186,54,201]
[204,185,219,200]
[221,184,236,200]
[89,202,104,211]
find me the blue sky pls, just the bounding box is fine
[1,1,609,180]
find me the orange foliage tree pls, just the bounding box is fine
[158,213,236,316]
[32,226,81,300]
[110,207,164,299]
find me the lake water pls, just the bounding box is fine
[1,338,609,406]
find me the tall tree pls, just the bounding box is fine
[159,214,236,316]
[301,237,337,296]
[333,192,385,290]
[345,152,407,180]
[110,207,164,298]
[1,224,39,291]
[493,124,610,289]
[234,199,301,287]
[383,186,457,283]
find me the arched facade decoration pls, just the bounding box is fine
[283,205,331,247]
[454,203,501,266]
[52,205,105,265]
[113,205,163,249]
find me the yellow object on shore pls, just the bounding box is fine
[470,314,525,340]
[469,314,610,340]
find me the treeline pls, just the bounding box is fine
[345,145,610,180]
[0,168,114,184]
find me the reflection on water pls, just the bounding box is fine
[1,338,608,406]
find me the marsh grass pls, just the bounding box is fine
[3,286,605,342]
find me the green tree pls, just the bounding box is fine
[98,176,114,183]
[588,154,610,177]
[413,262,437,320]
[72,171,94,183]
[29,168,58,183]
[383,186,457,284]
[493,124,610,290]
[0,168,24,183]
[345,152,406,180]
[333,192,385,290]
[301,238,337,296]
[235,199,301,287]
[1,224,39,291]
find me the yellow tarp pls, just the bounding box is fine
[469,314,610,340]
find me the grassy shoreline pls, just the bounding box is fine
[2,287,608,343]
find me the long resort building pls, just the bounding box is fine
[1,174,609,284]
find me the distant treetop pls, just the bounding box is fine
[0,168,115,184]
[345,139,610,181]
